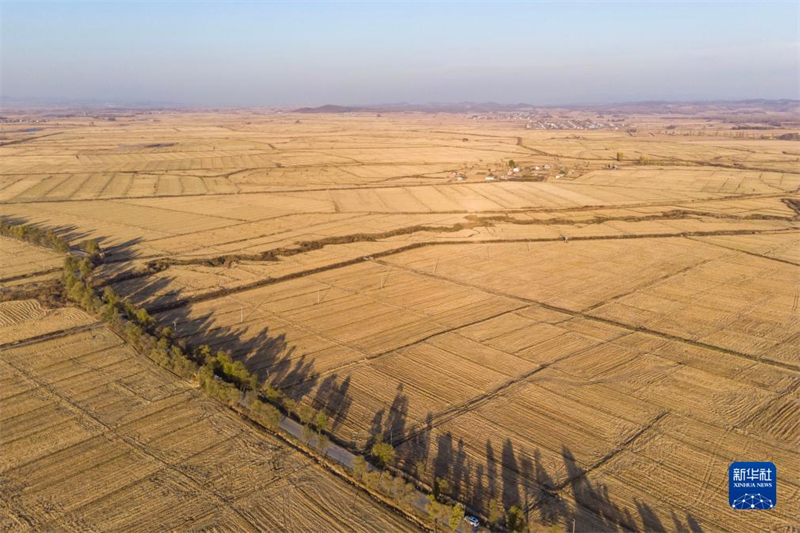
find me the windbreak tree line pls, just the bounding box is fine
[0,218,71,253]
[7,219,539,532]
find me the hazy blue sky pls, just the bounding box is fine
[2,1,798,106]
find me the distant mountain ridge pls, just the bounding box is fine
[294,102,537,114]
[293,104,364,114]
[293,100,800,115]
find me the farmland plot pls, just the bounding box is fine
[588,251,800,364]
[375,234,797,529]
[0,305,422,533]
[569,414,800,533]
[0,300,97,345]
[0,236,63,281]
[694,230,800,264]
[574,167,800,195]
[2,110,798,532]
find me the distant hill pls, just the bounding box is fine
[293,102,537,114]
[294,104,365,114]
[291,100,800,125]
[572,99,800,115]
[293,99,800,116]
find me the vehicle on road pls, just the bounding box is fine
[464,515,480,528]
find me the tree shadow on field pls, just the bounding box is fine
[362,382,412,450]
[98,238,358,439]
[1,216,147,266]
[5,216,714,532]
[313,374,353,430]
[0,215,95,249]
[151,299,360,430]
[156,304,320,396]
[102,237,145,262]
[390,421,709,533]
[104,261,175,309]
[135,274,182,310]
[3,217,346,427]
[0,217,98,303]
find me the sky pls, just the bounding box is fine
[2,1,798,107]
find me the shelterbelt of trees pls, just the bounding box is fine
[4,219,517,533]
[1,218,71,253]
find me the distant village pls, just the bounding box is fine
[524,118,625,130]
[447,161,583,184]
[468,112,627,130]
[0,117,48,124]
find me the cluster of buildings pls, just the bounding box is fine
[466,113,627,131]
[477,164,554,182]
[468,112,537,121]
[0,117,47,124]
[525,119,625,130]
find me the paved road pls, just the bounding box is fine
[279,416,481,532]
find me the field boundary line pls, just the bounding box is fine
[0,131,63,147]
[4,176,792,205]
[62,172,96,201]
[107,198,256,223]
[555,411,669,493]
[686,235,800,266]
[737,378,800,430]
[0,266,62,283]
[581,258,717,313]
[389,337,605,449]
[1,348,265,532]
[379,254,800,374]
[139,227,797,315]
[524,412,670,533]
[273,303,530,394]
[0,321,103,350]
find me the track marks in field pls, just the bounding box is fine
[2,347,264,531]
[687,235,800,266]
[378,252,800,373]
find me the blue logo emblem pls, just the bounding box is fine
[729,462,776,510]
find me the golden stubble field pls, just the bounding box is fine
[0,305,422,533]
[1,108,798,532]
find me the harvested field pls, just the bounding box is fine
[0,305,422,533]
[0,300,96,345]
[0,236,63,282]
[2,110,798,532]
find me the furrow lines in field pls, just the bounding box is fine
[687,235,800,266]
[0,322,104,350]
[1,353,263,531]
[377,249,800,373]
